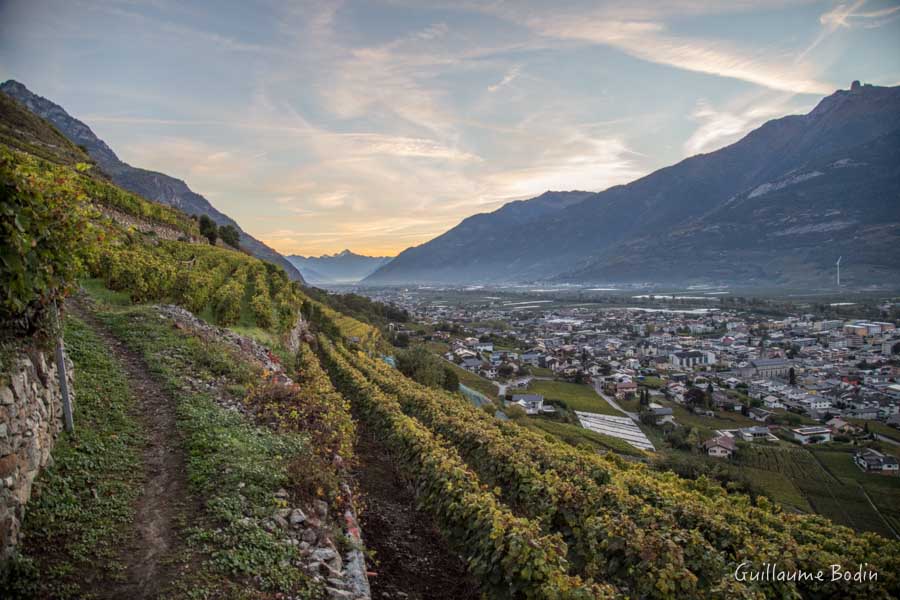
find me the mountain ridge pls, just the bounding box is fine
[0,80,304,283]
[365,83,900,287]
[287,249,393,284]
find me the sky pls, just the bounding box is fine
[2,0,900,257]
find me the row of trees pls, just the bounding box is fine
[195,214,240,248]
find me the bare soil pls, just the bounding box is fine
[353,423,480,600]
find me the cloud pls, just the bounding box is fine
[527,16,833,94]
[820,1,900,29]
[684,95,804,155]
[488,65,522,92]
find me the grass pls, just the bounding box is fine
[661,400,756,436]
[530,366,554,377]
[849,419,900,444]
[94,303,325,598]
[2,316,144,599]
[79,277,132,306]
[812,449,900,538]
[730,443,898,537]
[523,379,619,415]
[637,376,665,389]
[521,418,647,457]
[440,357,498,400]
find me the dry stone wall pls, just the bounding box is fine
[0,348,73,561]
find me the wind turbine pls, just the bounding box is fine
[836,256,842,287]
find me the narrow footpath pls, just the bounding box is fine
[70,299,191,599]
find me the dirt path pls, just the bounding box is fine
[70,299,189,599]
[353,423,480,600]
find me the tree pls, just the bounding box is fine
[396,346,445,389]
[393,332,410,348]
[788,367,796,386]
[219,224,240,248]
[685,387,706,408]
[499,363,515,378]
[198,214,218,245]
[442,366,460,392]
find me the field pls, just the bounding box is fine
[849,419,900,443]
[662,400,757,435]
[733,444,899,537]
[524,380,619,415]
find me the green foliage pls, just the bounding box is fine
[2,316,144,598]
[249,267,275,329]
[302,286,408,326]
[442,365,459,392]
[0,147,100,333]
[319,337,614,599]
[331,341,900,599]
[218,223,240,248]
[197,214,218,245]
[95,304,323,597]
[395,345,447,389]
[213,279,243,326]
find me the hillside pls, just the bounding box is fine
[288,250,392,284]
[365,83,900,287]
[0,80,305,283]
[3,106,900,599]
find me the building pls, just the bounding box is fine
[826,417,859,434]
[792,426,832,445]
[747,358,793,379]
[704,435,736,459]
[648,403,675,425]
[748,408,773,422]
[854,449,899,473]
[669,350,715,369]
[739,426,777,442]
[508,394,545,415]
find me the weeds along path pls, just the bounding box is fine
[70,298,190,599]
[352,420,480,600]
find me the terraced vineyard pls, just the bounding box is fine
[733,444,898,538]
[316,338,900,599]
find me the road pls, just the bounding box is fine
[875,433,900,447]
[592,383,640,423]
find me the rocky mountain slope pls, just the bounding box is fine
[0,80,304,282]
[288,250,392,284]
[365,82,900,287]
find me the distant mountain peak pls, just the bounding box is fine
[287,251,393,284]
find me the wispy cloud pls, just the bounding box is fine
[488,65,522,92]
[524,16,833,94]
[684,96,798,155]
[820,1,900,29]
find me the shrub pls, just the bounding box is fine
[1,147,100,333]
[213,279,243,325]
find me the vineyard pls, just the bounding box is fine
[733,444,900,538]
[4,106,900,599]
[316,337,900,599]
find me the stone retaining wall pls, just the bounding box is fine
[0,347,73,561]
[97,205,202,243]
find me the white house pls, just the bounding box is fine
[704,435,736,459]
[792,426,832,445]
